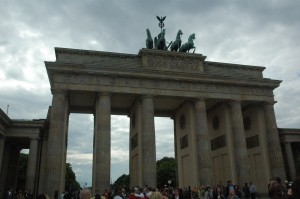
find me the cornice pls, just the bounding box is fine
[10,119,47,129]
[45,61,281,89]
[55,47,138,61]
[205,61,265,71]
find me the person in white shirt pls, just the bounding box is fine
[135,188,145,198]
[249,182,256,199]
[113,189,123,199]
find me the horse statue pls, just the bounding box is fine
[153,29,173,50]
[146,29,153,49]
[170,29,183,51]
[179,33,196,53]
[154,29,166,50]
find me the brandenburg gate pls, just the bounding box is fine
[40,47,286,196]
[3,46,299,198]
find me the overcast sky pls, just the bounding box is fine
[1,0,300,187]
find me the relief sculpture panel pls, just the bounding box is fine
[145,55,202,72]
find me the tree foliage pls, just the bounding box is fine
[156,157,176,188]
[17,154,81,192]
[65,163,81,191]
[113,157,176,189]
[112,174,130,189]
[17,153,29,191]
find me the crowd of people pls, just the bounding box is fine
[55,176,300,199]
[1,176,299,199]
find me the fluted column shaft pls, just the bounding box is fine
[284,142,296,180]
[229,101,250,185]
[264,102,286,179]
[194,99,213,185]
[26,138,39,191]
[93,93,111,191]
[45,90,69,198]
[141,95,156,187]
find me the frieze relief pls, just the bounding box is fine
[55,73,273,96]
[144,55,202,72]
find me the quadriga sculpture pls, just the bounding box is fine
[179,33,196,53]
[170,29,183,52]
[146,29,153,49]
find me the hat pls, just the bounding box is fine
[227,180,232,183]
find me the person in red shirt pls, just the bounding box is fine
[128,189,137,199]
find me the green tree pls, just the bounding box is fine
[17,154,80,192]
[17,153,29,191]
[112,174,130,189]
[156,157,176,188]
[65,163,81,191]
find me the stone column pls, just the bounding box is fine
[0,137,5,175]
[7,146,21,190]
[26,138,39,191]
[45,90,69,198]
[229,101,250,185]
[194,99,213,185]
[264,102,286,179]
[141,95,156,187]
[93,93,111,191]
[284,142,296,180]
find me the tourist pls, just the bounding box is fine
[160,189,169,199]
[113,189,123,199]
[233,186,241,199]
[60,192,65,199]
[135,188,145,199]
[242,183,250,199]
[128,189,137,199]
[191,186,198,199]
[212,186,224,199]
[94,189,100,199]
[182,187,190,199]
[150,192,163,199]
[104,189,110,199]
[27,189,33,199]
[249,182,256,199]
[80,189,91,199]
[286,176,300,199]
[4,188,13,199]
[268,177,286,199]
[172,188,182,199]
[224,180,234,199]
[204,186,211,199]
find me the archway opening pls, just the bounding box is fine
[67,113,93,189]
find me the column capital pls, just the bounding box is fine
[194,99,207,110]
[29,137,40,141]
[228,99,242,104]
[140,94,153,100]
[284,141,292,145]
[97,92,111,97]
[194,97,206,102]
